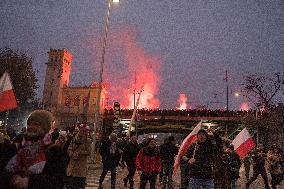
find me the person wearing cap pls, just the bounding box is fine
[2,110,66,189]
[65,124,91,189]
[183,129,215,189]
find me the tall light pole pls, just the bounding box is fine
[92,0,119,161]
[225,70,229,111]
[225,70,229,137]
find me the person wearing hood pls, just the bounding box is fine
[1,110,66,189]
[65,124,91,189]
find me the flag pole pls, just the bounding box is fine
[128,86,143,136]
[192,142,198,159]
[192,120,202,158]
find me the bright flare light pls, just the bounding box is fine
[240,102,249,111]
[177,93,187,110]
[235,92,240,97]
[113,0,120,3]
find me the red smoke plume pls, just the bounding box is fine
[240,102,249,111]
[177,93,187,110]
[94,26,161,109]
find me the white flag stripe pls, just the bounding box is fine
[0,72,13,92]
[179,121,202,146]
[231,128,251,149]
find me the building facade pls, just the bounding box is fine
[42,48,107,128]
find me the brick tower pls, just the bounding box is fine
[42,48,72,112]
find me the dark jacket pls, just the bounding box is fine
[185,140,214,179]
[122,141,140,166]
[227,151,241,179]
[0,142,17,172]
[99,139,122,168]
[0,142,17,189]
[251,150,266,171]
[160,142,178,163]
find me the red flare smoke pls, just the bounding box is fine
[177,93,187,110]
[96,26,161,109]
[240,102,249,111]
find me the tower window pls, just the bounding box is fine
[74,95,80,106]
[51,79,54,84]
[65,96,71,106]
[50,91,53,97]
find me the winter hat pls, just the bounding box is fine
[27,110,55,134]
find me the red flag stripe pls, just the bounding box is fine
[232,128,256,159]
[0,72,18,112]
[235,137,256,159]
[0,89,18,112]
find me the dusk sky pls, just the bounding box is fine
[1,0,283,110]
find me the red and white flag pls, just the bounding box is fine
[231,127,256,159]
[173,120,202,174]
[0,72,18,112]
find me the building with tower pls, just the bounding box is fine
[42,48,107,128]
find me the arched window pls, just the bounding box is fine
[65,96,71,106]
[83,96,88,105]
[74,95,80,106]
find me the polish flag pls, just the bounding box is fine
[173,121,202,174]
[231,127,256,159]
[0,72,18,112]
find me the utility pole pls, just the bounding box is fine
[133,71,136,110]
[133,71,139,136]
[225,70,229,111]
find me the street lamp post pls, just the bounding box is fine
[92,0,119,161]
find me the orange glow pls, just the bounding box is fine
[240,102,249,111]
[177,93,187,110]
[97,27,161,109]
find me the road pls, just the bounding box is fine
[85,164,284,189]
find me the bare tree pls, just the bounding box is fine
[242,72,284,110]
[241,72,284,147]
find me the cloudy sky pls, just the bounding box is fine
[0,0,283,110]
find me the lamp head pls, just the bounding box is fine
[113,0,120,3]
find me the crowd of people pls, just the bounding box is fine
[104,108,252,118]
[96,128,283,189]
[0,110,91,189]
[0,109,283,189]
